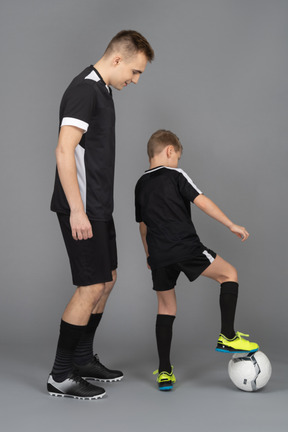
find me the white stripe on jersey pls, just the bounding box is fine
[202,249,215,264]
[75,145,87,212]
[84,70,101,82]
[144,166,202,195]
[85,69,110,93]
[61,117,89,132]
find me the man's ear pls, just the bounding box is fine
[112,55,122,66]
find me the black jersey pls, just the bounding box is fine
[51,66,115,221]
[135,166,204,269]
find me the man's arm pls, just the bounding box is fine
[56,125,92,241]
[193,194,249,242]
[139,222,151,269]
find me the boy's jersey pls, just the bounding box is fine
[50,66,115,221]
[135,166,204,269]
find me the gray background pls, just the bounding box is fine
[0,0,287,431]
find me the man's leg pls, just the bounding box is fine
[51,283,105,380]
[48,283,107,400]
[72,270,123,382]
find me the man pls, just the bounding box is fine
[48,30,154,400]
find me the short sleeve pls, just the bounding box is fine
[60,83,96,132]
[177,169,202,202]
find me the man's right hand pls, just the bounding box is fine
[70,210,93,240]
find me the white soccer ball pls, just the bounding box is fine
[228,351,272,392]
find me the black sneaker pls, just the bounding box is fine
[47,372,106,400]
[74,354,123,382]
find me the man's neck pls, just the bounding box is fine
[93,58,110,86]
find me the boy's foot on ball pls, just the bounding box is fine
[216,331,259,353]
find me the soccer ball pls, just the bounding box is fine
[228,351,272,392]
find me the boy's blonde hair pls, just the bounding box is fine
[147,129,183,159]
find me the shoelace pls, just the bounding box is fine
[236,331,250,339]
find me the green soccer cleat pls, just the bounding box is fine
[216,331,259,353]
[153,367,176,391]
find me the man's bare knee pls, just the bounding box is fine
[78,283,106,308]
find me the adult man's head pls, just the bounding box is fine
[95,30,154,90]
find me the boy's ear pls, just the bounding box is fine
[166,145,174,158]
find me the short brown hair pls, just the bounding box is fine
[104,30,154,62]
[147,129,183,159]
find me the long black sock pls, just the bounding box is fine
[73,313,103,366]
[51,320,86,382]
[156,314,175,373]
[220,281,239,339]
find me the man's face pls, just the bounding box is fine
[110,51,148,90]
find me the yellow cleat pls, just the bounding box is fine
[216,331,259,353]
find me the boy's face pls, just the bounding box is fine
[109,51,148,90]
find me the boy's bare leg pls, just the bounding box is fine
[201,255,238,283]
[157,288,177,316]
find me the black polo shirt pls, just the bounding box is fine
[51,66,115,221]
[135,166,204,269]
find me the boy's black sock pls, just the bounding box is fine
[219,281,239,339]
[51,320,86,382]
[73,313,103,366]
[156,314,175,373]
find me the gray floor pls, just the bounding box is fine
[1,343,287,432]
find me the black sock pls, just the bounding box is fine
[220,281,239,339]
[51,320,86,382]
[73,313,103,366]
[156,314,175,373]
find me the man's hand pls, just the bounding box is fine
[229,223,249,242]
[70,210,93,240]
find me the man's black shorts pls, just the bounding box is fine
[57,213,117,286]
[151,247,217,291]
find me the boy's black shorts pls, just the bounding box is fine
[151,247,217,291]
[57,213,117,286]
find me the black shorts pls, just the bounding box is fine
[151,247,217,291]
[57,213,117,286]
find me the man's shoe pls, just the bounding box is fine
[216,331,259,353]
[74,354,123,382]
[153,366,176,391]
[47,372,106,400]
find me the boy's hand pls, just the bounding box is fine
[229,224,249,242]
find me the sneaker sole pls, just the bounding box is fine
[48,391,106,400]
[159,385,173,391]
[82,376,123,383]
[215,347,259,354]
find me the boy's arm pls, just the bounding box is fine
[193,194,249,242]
[139,222,151,269]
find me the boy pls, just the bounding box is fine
[135,129,258,391]
[48,31,154,400]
